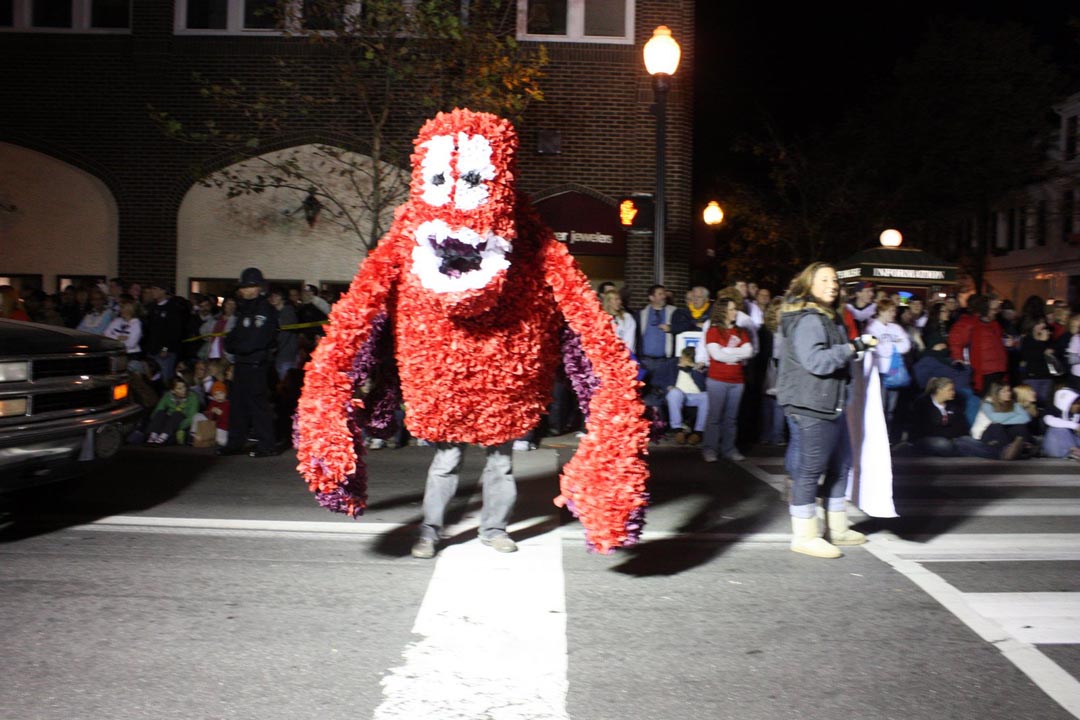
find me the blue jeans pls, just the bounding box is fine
[760,394,786,444]
[785,414,800,477]
[704,379,744,456]
[914,435,999,459]
[788,412,850,518]
[420,442,516,541]
[666,387,708,432]
[1042,427,1080,458]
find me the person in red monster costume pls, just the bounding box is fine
[295,109,650,557]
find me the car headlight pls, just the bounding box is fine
[0,361,29,382]
[109,354,128,374]
[0,397,28,417]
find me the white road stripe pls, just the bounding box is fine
[70,515,795,544]
[869,532,1080,562]
[965,593,1080,644]
[373,527,569,720]
[894,475,1080,488]
[864,541,1080,718]
[893,499,1080,516]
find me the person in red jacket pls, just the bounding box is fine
[948,294,1007,394]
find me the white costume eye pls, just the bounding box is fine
[454,132,495,211]
[419,135,454,207]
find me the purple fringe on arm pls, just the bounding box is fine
[559,324,598,421]
[349,311,402,440]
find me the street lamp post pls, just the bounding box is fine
[644,25,681,285]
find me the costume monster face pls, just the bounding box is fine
[408,110,519,316]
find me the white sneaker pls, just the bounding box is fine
[702,449,718,463]
[512,440,533,451]
[368,438,386,449]
[724,451,746,462]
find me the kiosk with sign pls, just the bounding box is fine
[836,230,958,302]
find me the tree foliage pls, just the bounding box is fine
[151,0,547,251]
[718,17,1064,288]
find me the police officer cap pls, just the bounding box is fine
[239,267,265,288]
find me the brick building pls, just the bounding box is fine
[0,1,694,306]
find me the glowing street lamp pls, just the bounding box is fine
[644,25,681,284]
[880,228,903,247]
[703,201,724,226]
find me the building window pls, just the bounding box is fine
[1064,189,1076,244]
[1036,200,1047,247]
[0,0,131,31]
[1066,115,1078,162]
[518,0,633,44]
[176,1,458,35]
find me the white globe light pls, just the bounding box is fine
[644,26,681,76]
[703,201,724,226]
[880,229,903,247]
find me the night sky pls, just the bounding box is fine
[692,2,1079,192]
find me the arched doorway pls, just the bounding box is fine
[0,143,118,293]
[177,143,408,295]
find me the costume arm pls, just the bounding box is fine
[541,238,650,554]
[295,231,403,517]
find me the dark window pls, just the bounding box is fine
[0,0,13,26]
[302,0,343,31]
[244,0,277,28]
[584,0,623,37]
[1037,200,1047,246]
[526,0,567,35]
[1064,189,1076,243]
[187,0,228,29]
[1016,206,1027,250]
[91,0,129,28]
[1066,116,1078,161]
[33,0,73,27]
[1005,208,1016,251]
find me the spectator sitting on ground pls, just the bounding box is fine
[0,285,30,321]
[969,381,1033,460]
[145,378,200,446]
[1042,386,1080,460]
[652,346,708,445]
[206,381,231,448]
[909,377,1005,459]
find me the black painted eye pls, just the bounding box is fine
[431,173,445,186]
[461,171,482,188]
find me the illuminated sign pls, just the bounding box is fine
[836,268,861,280]
[872,268,946,280]
[619,200,638,227]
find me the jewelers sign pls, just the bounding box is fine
[841,264,955,284]
[534,191,627,257]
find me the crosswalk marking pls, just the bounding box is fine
[373,527,569,720]
[869,532,1080,562]
[964,593,1080,644]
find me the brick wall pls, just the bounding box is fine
[0,0,694,306]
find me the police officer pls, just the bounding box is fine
[218,267,279,457]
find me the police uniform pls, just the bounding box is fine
[221,269,279,455]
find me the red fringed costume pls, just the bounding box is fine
[295,109,650,553]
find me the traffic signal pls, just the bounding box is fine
[618,194,654,230]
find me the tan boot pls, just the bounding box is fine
[790,517,842,558]
[826,511,867,546]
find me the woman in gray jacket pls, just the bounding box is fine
[777,262,875,558]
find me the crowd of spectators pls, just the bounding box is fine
[593,279,1080,463]
[1,277,334,455]
[3,274,1079,463]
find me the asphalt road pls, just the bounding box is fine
[1,438,1078,720]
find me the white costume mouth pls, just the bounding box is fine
[411,219,511,294]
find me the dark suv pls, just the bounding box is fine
[0,319,142,492]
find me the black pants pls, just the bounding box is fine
[227,363,275,452]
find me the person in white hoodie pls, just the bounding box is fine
[1042,387,1080,460]
[867,298,912,441]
